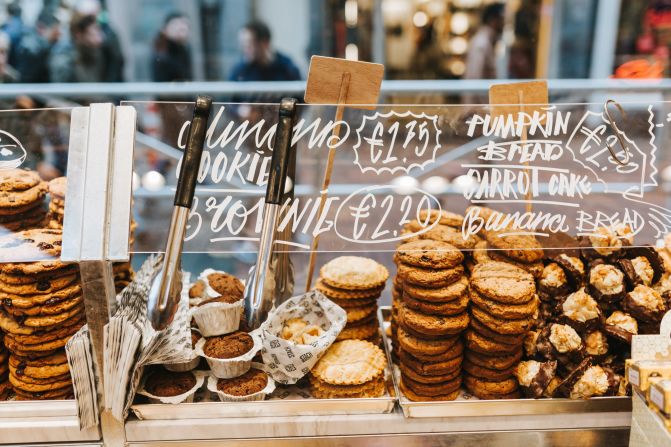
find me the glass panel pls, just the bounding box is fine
[0,107,74,263]
[125,100,671,254]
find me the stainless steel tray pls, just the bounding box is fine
[378,306,632,418]
[130,311,396,420]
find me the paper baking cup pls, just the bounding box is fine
[190,299,243,337]
[206,362,276,402]
[136,370,205,404]
[163,355,201,372]
[195,332,262,379]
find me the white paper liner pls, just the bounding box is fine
[190,299,243,337]
[258,291,347,385]
[163,355,201,372]
[207,362,276,402]
[137,370,206,404]
[195,332,262,379]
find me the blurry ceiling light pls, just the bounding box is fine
[345,0,358,27]
[142,170,166,192]
[449,37,468,55]
[448,59,466,76]
[663,165,671,182]
[452,174,478,194]
[382,0,411,24]
[453,0,482,7]
[391,176,420,195]
[345,43,359,61]
[427,1,446,16]
[450,12,469,35]
[413,11,429,28]
[421,176,449,195]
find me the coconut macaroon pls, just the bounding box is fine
[554,254,585,289]
[538,262,571,299]
[582,224,633,259]
[535,323,584,369]
[515,360,557,398]
[603,310,638,344]
[622,284,667,323]
[559,288,601,332]
[588,264,626,303]
[566,365,619,400]
[584,330,609,359]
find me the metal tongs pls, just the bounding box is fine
[148,95,213,330]
[245,98,297,330]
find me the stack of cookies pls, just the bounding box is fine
[309,339,387,398]
[394,239,469,401]
[0,168,47,232]
[465,261,538,399]
[315,256,388,343]
[0,229,84,400]
[0,334,8,400]
[46,177,66,229]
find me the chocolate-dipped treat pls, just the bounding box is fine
[580,224,633,261]
[558,288,601,333]
[554,254,585,289]
[583,329,609,362]
[555,357,592,398]
[538,262,571,299]
[626,246,664,285]
[622,284,667,323]
[561,364,620,399]
[603,310,638,344]
[588,264,626,303]
[535,323,585,371]
[514,360,557,398]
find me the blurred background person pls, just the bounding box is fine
[151,12,192,82]
[15,10,60,83]
[1,1,24,69]
[229,21,300,81]
[50,14,105,83]
[464,3,505,80]
[0,31,17,84]
[74,0,125,82]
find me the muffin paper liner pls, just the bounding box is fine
[190,299,243,337]
[207,362,276,402]
[163,355,201,372]
[258,291,347,385]
[195,332,262,379]
[137,370,206,404]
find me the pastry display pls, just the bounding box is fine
[315,256,388,343]
[0,169,47,232]
[310,339,387,398]
[0,229,83,400]
[386,206,670,402]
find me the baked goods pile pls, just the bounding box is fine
[315,256,388,343]
[0,229,84,400]
[309,339,387,398]
[389,207,670,402]
[0,169,47,232]
[46,177,65,229]
[391,211,470,401]
[0,334,8,399]
[280,317,324,345]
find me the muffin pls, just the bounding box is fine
[164,330,202,372]
[208,367,275,402]
[204,331,254,359]
[198,331,260,379]
[191,291,244,336]
[140,370,200,403]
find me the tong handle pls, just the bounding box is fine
[266,98,297,205]
[175,95,212,208]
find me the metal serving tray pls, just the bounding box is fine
[130,312,396,420]
[378,306,632,418]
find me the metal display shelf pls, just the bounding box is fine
[0,400,100,445]
[124,408,631,446]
